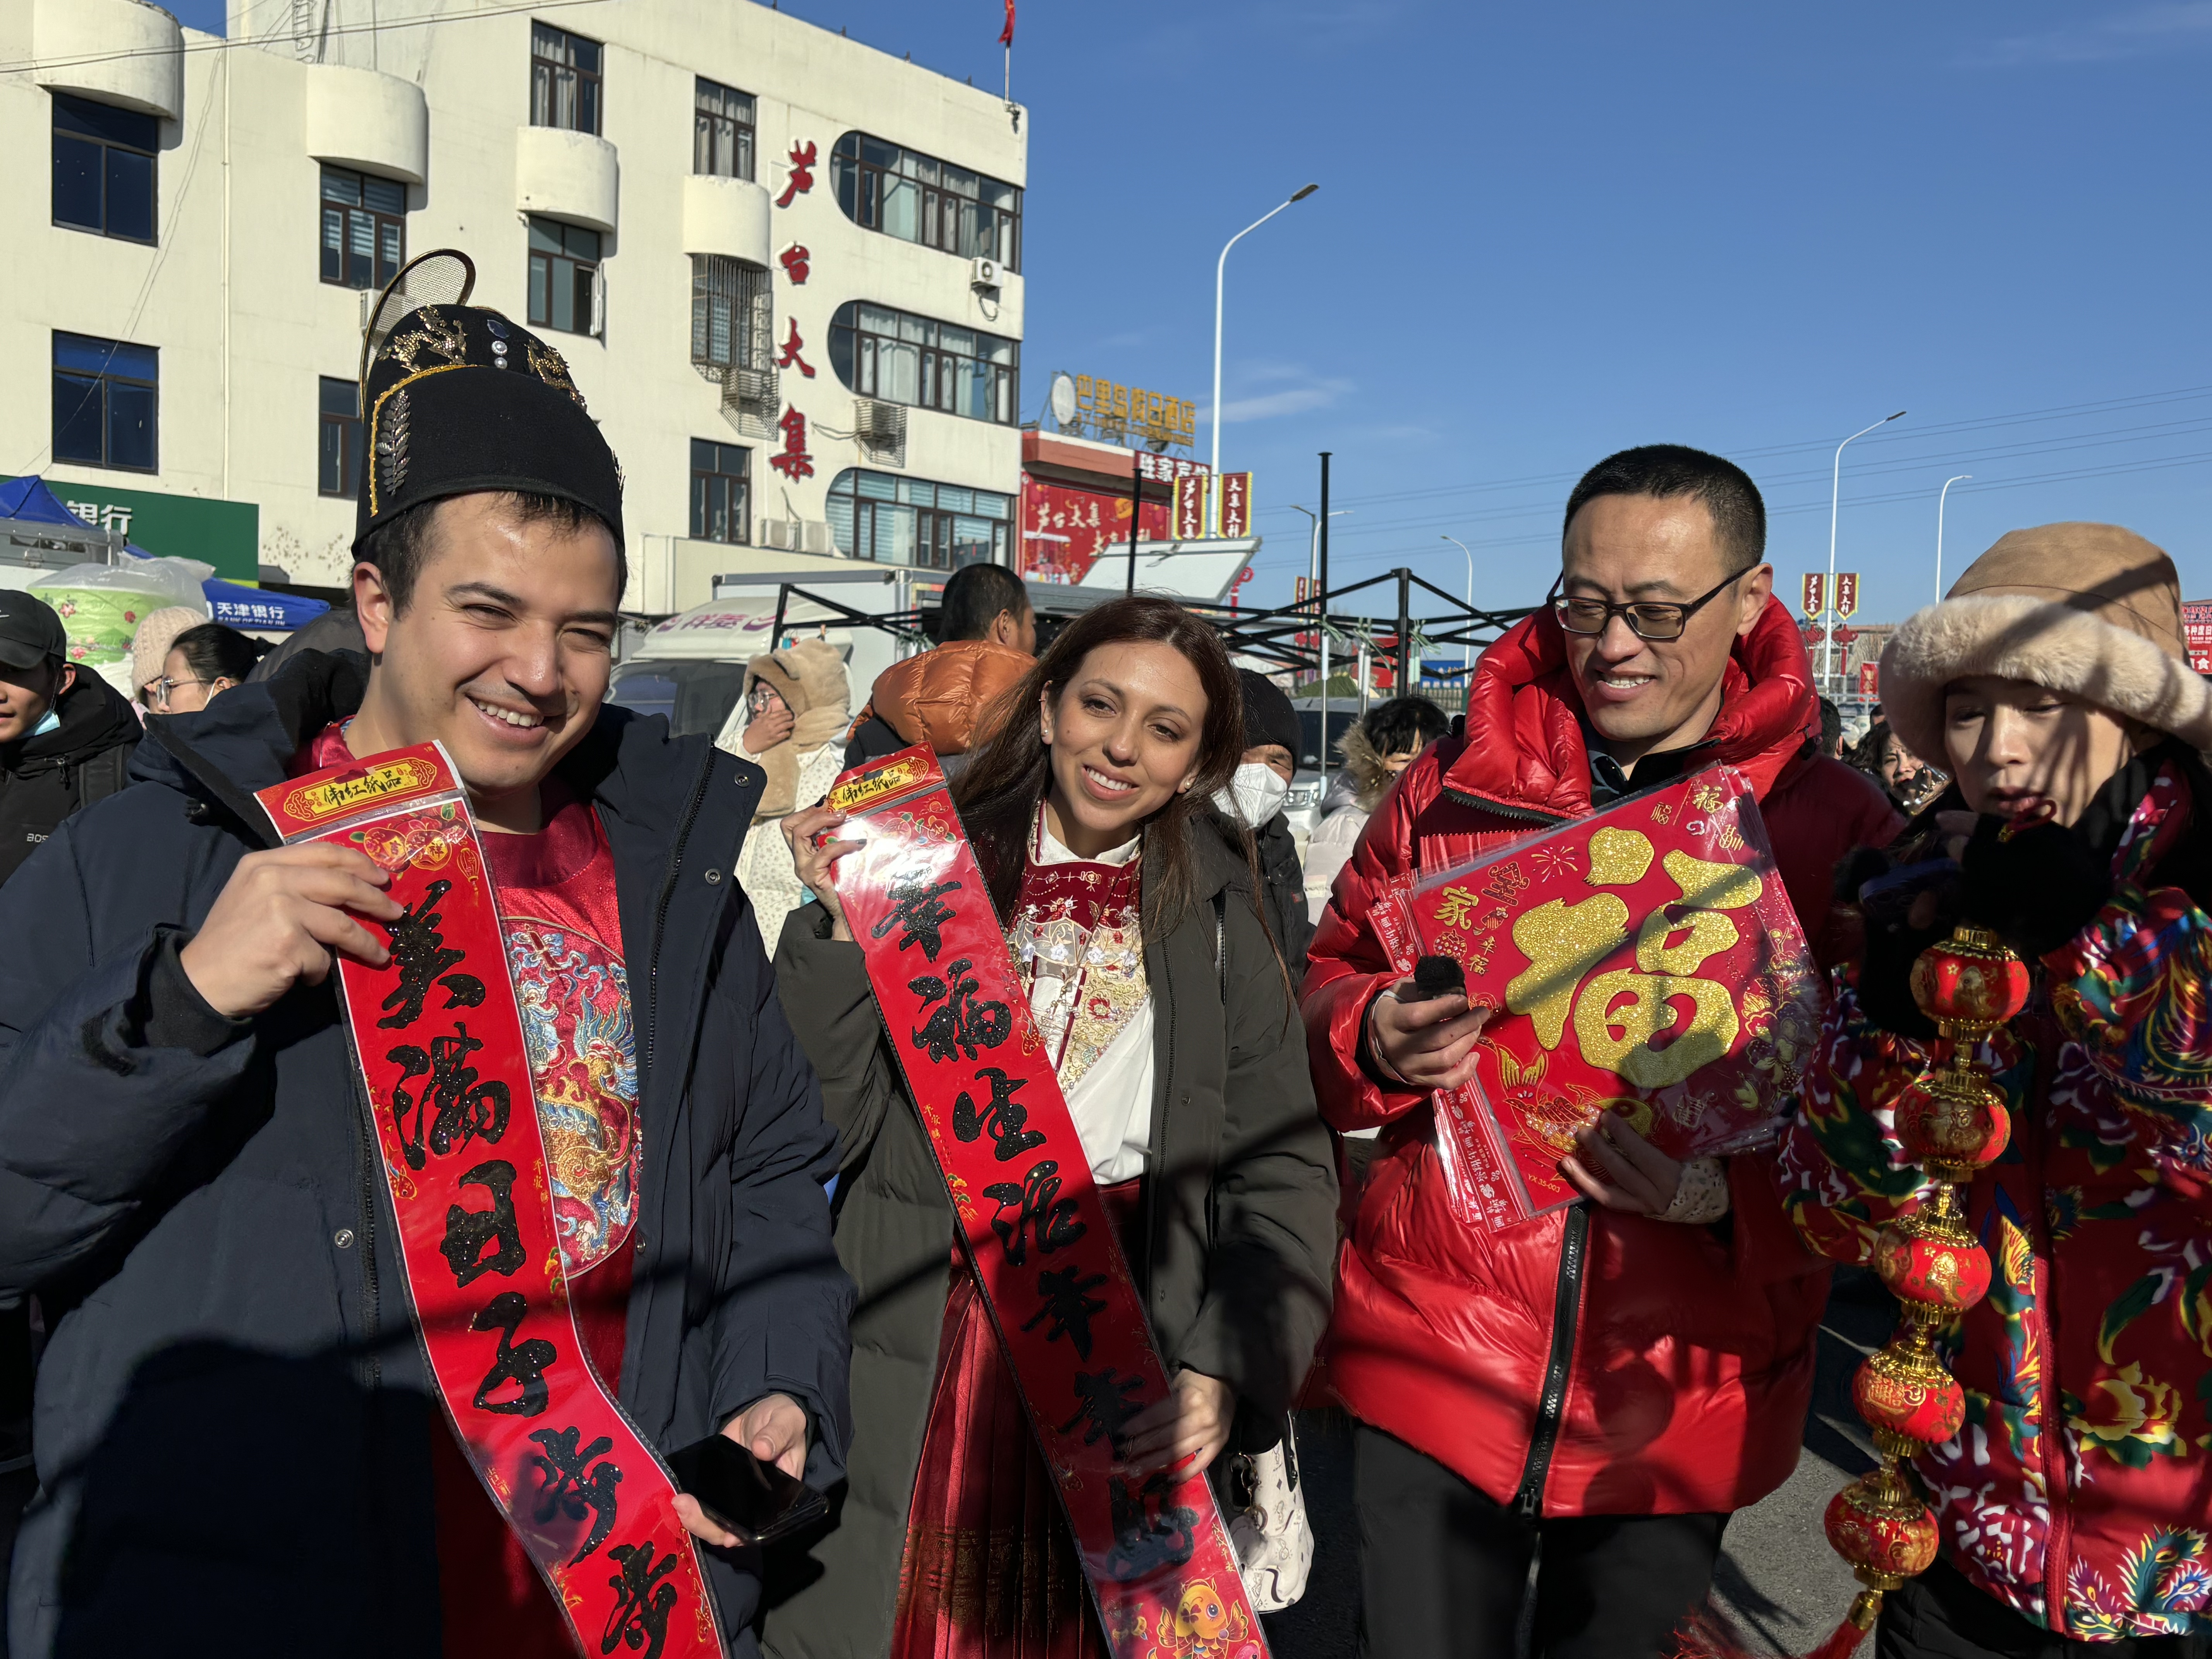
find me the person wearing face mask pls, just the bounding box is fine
[0,590,139,888]
[766,597,1336,1659]
[1779,525,2212,1659]
[1219,668,1313,984]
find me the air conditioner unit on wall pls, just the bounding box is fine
[758,518,831,555]
[854,399,908,469]
[970,256,1001,292]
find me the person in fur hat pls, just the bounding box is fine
[1778,523,2212,1657]
[724,637,852,943]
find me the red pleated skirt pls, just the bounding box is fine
[888,1182,1143,1659]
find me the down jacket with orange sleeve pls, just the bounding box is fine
[1302,598,1901,1517]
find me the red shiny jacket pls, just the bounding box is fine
[1302,598,1902,1516]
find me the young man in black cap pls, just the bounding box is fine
[0,258,852,1659]
[0,589,140,886]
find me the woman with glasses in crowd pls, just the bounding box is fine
[148,622,267,715]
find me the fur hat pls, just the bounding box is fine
[730,638,852,820]
[1879,522,2212,764]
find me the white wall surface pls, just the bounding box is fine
[0,0,1028,606]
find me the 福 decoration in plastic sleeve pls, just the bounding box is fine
[1389,765,1822,1231]
[254,742,723,1659]
[822,745,1268,1659]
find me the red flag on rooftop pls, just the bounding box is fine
[999,0,1016,46]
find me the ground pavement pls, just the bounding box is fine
[1263,1269,1890,1658]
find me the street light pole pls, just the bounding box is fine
[1936,474,1972,603]
[1440,534,1475,696]
[1825,409,1906,695]
[1210,184,1319,481]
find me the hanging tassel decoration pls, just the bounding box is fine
[1675,924,2029,1659]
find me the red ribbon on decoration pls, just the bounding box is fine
[255,742,721,1659]
[824,746,1267,1659]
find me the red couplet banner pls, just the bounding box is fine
[256,742,721,1659]
[824,747,1266,1659]
[1388,766,1822,1231]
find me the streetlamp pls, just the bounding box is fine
[1936,474,1972,603]
[1210,184,1319,481]
[1824,409,1906,694]
[1440,534,1475,695]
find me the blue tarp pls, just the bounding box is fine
[3,475,328,633]
[204,577,330,632]
[0,477,86,526]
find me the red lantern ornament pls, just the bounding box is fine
[1908,924,2032,1034]
[1673,922,2024,1659]
[1852,1334,1967,1451]
[1871,1194,1993,1313]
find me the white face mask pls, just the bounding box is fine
[1214,761,1291,828]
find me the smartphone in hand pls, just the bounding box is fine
[667,1433,828,1547]
[1408,953,1467,1004]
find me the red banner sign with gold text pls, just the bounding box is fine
[1388,766,1822,1231]
[255,742,721,1659]
[824,747,1267,1659]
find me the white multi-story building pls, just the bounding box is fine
[0,0,1029,609]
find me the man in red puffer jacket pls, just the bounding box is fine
[1304,445,1901,1658]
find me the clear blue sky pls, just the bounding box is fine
[175,0,2212,623]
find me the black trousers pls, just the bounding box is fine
[1353,1423,1727,1658]
[1880,1560,2208,1659]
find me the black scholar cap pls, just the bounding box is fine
[357,251,624,552]
[0,591,67,672]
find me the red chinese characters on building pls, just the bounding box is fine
[1018,477,1170,585]
[776,140,817,208]
[776,319,816,378]
[769,406,813,479]
[779,244,811,285]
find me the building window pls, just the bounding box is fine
[319,377,363,498]
[831,132,1020,271]
[694,79,755,181]
[527,218,601,338]
[531,22,602,135]
[690,256,770,372]
[827,469,1012,570]
[51,92,156,244]
[829,302,1017,426]
[52,332,157,473]
[320,166,406,290]
[690,440,750,544]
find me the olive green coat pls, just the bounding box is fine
[760,828,1337,1659]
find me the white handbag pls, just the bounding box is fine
[1223,1414,1314,1613]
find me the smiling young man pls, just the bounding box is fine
[0,278,852,1659]
[1304,445,1901,1657]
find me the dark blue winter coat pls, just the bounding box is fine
[0,651,853,1658]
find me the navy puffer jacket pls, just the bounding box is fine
[0,651,852,1658]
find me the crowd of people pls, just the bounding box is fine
[0,260,2203,1659]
